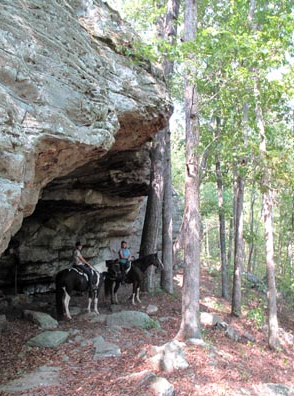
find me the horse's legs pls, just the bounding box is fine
[113,281,120,304]
[93,295,99,314]
[93,289,99,314]
[87,297,92,313]
[136,287,141,303]
[63,287,72,320]
[131,293,136,305]
[110,282,115,304]
[131,282,138,305]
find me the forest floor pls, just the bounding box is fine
[0,268,294,396]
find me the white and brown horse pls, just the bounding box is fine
[55,266,105,320]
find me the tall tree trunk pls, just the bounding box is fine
[214,116,228,299]
[254,75,279,349]
[263,183,279,349]
[247,189,256,273]
[176,0,201,341]
[161,126,174,293]
[227,216,233,270]
[161,0,180,294]
[231,174,244,317]
[249,0,279,349]
[163,0,180,78]
[140,130,165,292]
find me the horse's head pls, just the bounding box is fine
[106,259,122,281]
[150,253,164,273]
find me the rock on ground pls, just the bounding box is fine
[0,366,61,393]
[26,330,69,348]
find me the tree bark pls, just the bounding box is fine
[176,0,201,341]
[140,130,165,292]
[231,174,244,317]
[161,126,174,293]
[214,116,229,299]
[249,0,279,349]
[227,216,233,270]
[254,73,279,349]
[161,0,180,294]
[263,188,279,349]
[247,189,256,273]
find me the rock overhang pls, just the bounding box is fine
[0,0,172,289]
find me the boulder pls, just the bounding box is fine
[253,383,294,396]
[92,336,121,359]
[106,310,160,329]
[0,366,61,394]
[225,326,241,342]
[23,310,58,329]
[146,304,158,316]
[149,340,189,373]
[200,312,227,328]
[149,377,175,396]
[26,330,69,348]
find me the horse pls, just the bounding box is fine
[55,266,105,320]
[104,253,164,305]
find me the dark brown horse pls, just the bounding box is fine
[104,253,164,305]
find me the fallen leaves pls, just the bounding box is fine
[0,270,293,396]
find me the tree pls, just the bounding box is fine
[214,116,229,299]
[140,130,165,292]
[248,0,280,350]
[176,0,201,340]
[161,0,181,294]
[231,173,245,316]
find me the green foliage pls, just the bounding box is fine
[108,0,294,294]
[247,306,265,329]
[142,318,161,330]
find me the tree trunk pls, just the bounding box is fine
[249,0,279,349]
[163,0,180,78]
[227,216,233,270]
[231,175,244,317]
[140,129,165,292]
[176,0,201,341]
[254,74,279,349]
[263,189,279,349]
[161,126,174,293]
[214,116,228,299]
[161,0,180,294]
[247,189,256,273]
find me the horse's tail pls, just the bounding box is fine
[55,270,66,320]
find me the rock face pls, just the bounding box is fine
[0,0,171,291]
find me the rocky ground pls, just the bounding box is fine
[0,269,294,396]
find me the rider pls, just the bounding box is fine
[73,242,94,291]
[118,240,132,284]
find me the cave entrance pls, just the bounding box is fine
[0,150,149,294]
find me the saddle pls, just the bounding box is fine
[72,265,85,275]
[72,265,96,288]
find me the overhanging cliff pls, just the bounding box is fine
[0,0,172,292]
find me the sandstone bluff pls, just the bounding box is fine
[0,0,171,292]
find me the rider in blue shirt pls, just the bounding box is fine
[119,241,132,284]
